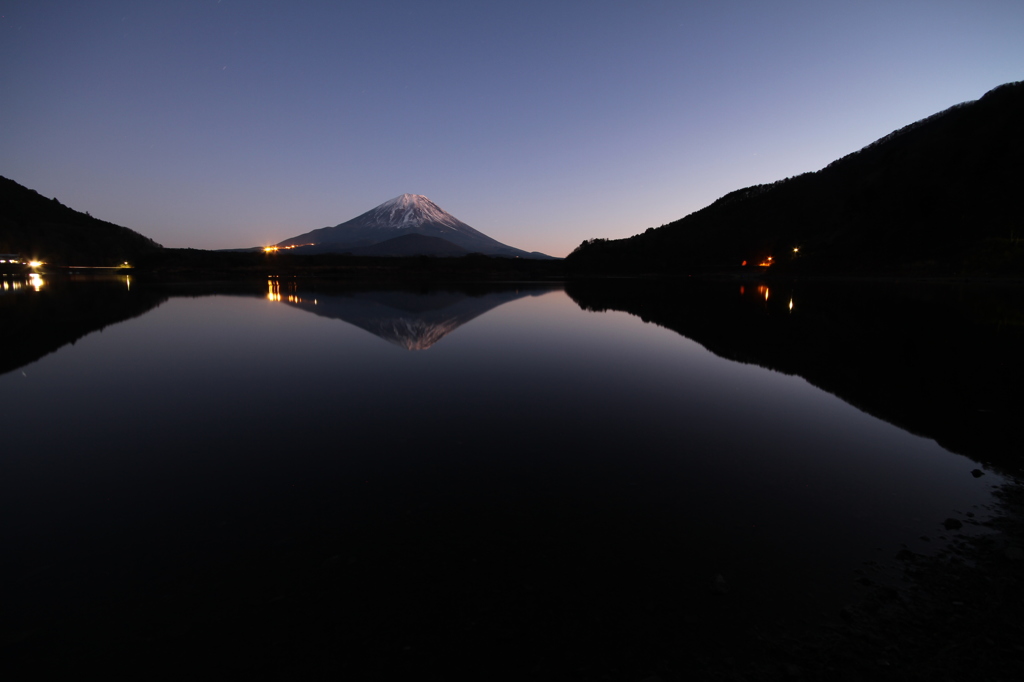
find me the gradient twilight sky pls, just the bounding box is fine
[2,1,1022,257]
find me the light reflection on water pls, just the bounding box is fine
[0,273,46,293]
[267,277,313,304]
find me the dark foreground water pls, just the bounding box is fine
[1,274,1018,678]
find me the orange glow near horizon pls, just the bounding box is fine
[264,244,312,253]
[758,256,774,267]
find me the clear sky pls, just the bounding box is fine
[2,1,1022,257]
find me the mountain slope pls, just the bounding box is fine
[567,81,1024,275]
[0,176,162,265]
[345,233,470,257]
[279,194,551,259]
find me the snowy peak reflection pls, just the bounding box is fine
[271,283,552,350]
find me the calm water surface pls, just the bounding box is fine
[0,275,1005,674]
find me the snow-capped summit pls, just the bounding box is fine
[276,194,551,258]
[368,194,465,230]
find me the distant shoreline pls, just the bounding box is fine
[118,248,1024,283]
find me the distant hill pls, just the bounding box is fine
[567,81,1024,276]
[279,194,555,259]
[0,176,162,266]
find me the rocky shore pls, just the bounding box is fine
[709,475,1024,682]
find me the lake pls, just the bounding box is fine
[2,273,1017,678]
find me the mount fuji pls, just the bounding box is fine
[277,194,553,259]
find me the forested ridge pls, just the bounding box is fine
[0,176,161,266]
[568,81,1024,276]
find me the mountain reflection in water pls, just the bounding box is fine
[0,278,553,377]
[567,278,1024,474]
[0,273,167,376]
[268,279,546,350]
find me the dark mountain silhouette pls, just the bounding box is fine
[278,194,554,259]
[567,278,1024,474]
[277,283,555,349]
[0,176,162,266]
[567,81,1024,275]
